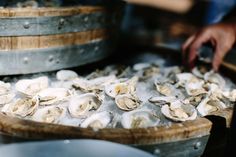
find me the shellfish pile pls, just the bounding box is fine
[0,63,235,129]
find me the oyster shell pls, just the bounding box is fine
[185,81,207,96]
[2,97,39,118]
[133,63,160,79]
[155,81,175,96]
[222,89,236,102]
[32,106,66,124]
[73,75,116,92]
[68,93,102,118]
[105,76,138,98]
[192,66,209,78]
[121,109,160,129]
[37,88,71,106]
[204,70,226,89]
[15,76,49,97]
[161,100,197,122]
[56,70,78,81]
[80,111,112,129]
[148,96,176,106]
[176,73,200,87]
[115,94,141,111]
[197,97,227,116]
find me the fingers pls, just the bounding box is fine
[182,30,211,70]
[212,45,231,71]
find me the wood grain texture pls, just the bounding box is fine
[0,6,105,17]
[0,112,212,144]
[0,29,109,50]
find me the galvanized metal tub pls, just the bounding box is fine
[0,4,123,75]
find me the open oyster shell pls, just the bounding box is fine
[2,97,39,118]
[80,111,113,129]
[197,96,227,116]
[15,76,49,97]
[105,76,138,98]
[37,88,71,106]
[32,106,66,124]
[68,93,102,118]
[115,94,141,111]
[161,100,197,122]
[121,109,160,129]
[204,70,226,89]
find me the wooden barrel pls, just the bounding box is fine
[0,112,212,157]
[0,5,123,75]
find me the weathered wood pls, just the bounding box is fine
[0,6,105,17]
[0,29,108,50]
[0,112,212,145]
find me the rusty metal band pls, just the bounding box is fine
[0,12,117,36]
[0,40,112,75]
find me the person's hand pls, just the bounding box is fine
[182,23,236,71]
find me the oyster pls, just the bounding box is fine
[133,63,160,79]
[73,75,116,92]
[68,93,102,118]
[161,100,197,122]
[115,94,141,111]
[2,97,39,118]
[37,88,71,106]
[204,70,226,89]
[121,109,160,129]
[222,89,236,102]
[80,111,113,129]
[176,73,200,87]
[105,76,138,98]
[15,76,49,97]
[185,81,207,96]
[155,81,175,96]
[32,106,66,124]
[148,96,176,106]
[56,70,78,81]
[197,97,227,116]
[192,66,209,78]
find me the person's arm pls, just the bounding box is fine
[182,23,236,71]
[124,0,194,13]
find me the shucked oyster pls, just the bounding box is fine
[2,97,39,118]
[161,100,197,122]
[197,96,227,116]
[155,81,176,96]
[149,96,176,106]
[204,70,226,89]
[32,106,66,124]
[105,76,138,98]
[68,93,102,118]
[73,75,116,92]
[121,109,160,129]
[15,76,49,97]
[37,88,71,106]
[0,81,11,95]
[80,111,113,129]
[115,94,141,111]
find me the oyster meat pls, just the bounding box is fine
[68,93,102,118]
[2,97,39,117]
[121,109,160,129]
[37,88,71,106]
[32,106,66,124]
[115,94,141,111]
[15,76,49,97]
[80,111,113,129]
[161,100,197,122]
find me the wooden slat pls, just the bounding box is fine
[0,29,109,50]
[0,112,212,144]
[0,6,105,17]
